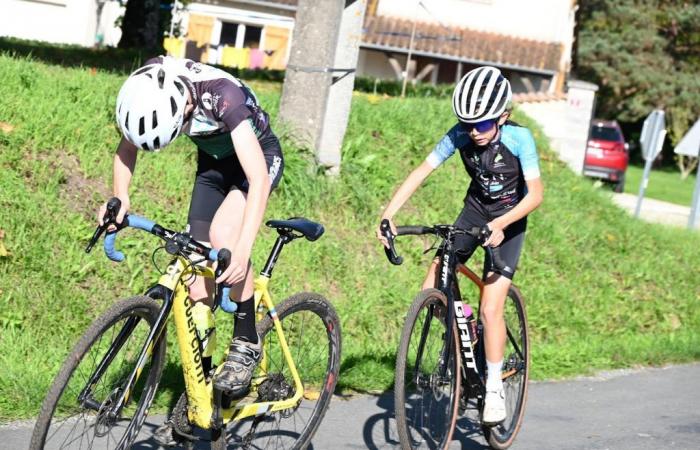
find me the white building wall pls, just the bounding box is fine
[357,49,403,80]
[1,0,99,46]
[376,0,574,44]
[517,80,598,174]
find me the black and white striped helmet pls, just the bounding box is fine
[452,66,512,123]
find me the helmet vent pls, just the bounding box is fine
[152,110,158,129]
[139,116,145,136]
[153,137,160,149]
[141,142,150,151]
[157,68,165,89]
[171,129,178,141]
[124,112,129,129]
[132,66,151,76]
[170,96,177,116]
[174,79,185,96]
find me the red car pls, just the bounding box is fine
[583,119,629,192]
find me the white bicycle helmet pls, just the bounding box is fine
[115,61,189,151]
[452,66,512,123]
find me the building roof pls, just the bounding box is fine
[232,1,564,75]
[362,15,562,75]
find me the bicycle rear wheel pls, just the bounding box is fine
[213,292,341,450]
[395,289,461,450]
[482,286,529,449]
[29,296,166,450]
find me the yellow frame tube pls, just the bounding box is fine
[162,259,307,427]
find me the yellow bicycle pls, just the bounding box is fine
[30,198,342,449]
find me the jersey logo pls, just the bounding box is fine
[202,92,213,110]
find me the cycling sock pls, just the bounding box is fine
[233,295,258,344]
[486,358,504,391]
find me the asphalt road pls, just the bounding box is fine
[3,363,699,449]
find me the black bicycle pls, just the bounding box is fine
[381,220,529,450]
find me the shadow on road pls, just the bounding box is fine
[361,392,489,449]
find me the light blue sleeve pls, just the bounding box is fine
[426,124,464,168]
[503,125,541,180]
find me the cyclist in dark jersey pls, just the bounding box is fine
[377,66,543,425]
[97,57,282,431]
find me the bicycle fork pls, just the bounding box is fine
[78,284,173,417]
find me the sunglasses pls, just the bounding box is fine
[463,119,497,133]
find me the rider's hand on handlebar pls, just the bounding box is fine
[376,217,397,248]
[483,220,505,247]
[98,196,130,231]
[215,252,249,286]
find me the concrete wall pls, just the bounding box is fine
[377,0,575,44]
[517,80,599,174]
[1,0,99,46]
[357,49,402,80]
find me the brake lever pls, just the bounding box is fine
[381,219,403,265]
[215,248,237,313]
[86,197,122,253]
[478,226,514,277]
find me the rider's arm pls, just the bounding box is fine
[381,161,435,221]
[381,125,461,222]
[230,120,270,262]
[484,126,543,247]
[99,137,138,226]
[490,177,543,230]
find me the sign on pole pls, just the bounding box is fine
[674,117,700,157]
[640,109,665,161]
[674,117,700,229]
[635,109,666,218]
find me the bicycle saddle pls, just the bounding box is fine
[266,218,325,241]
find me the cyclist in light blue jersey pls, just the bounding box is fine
[377,66,544,425]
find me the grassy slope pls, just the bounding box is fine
[623,164,697,206]
[1,55,699,420]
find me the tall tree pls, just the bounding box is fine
[576,1,700,175]
[118,0,162,50]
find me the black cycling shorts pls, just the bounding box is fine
[436,201,527,280]
[187,131,284,241]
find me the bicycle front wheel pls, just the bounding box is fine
[482,286,529,449]
[29,296,166,450]
[395,289,461,450]
[214,292,341,450]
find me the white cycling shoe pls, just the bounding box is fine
[482,388,507,424]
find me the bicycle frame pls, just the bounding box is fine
[431,233,525,402]
[80,251,305,431]
[430,234,486,397]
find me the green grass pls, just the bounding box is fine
[1,54,700,421]
[624,164,698,206]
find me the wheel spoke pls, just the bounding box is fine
[31,298,165,450]
[219,294,340,450]
[396,290,459,450]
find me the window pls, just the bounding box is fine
[220,22,238,46]
[243,25,262,48]
[590,126,622,142]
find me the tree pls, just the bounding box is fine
[118,0,162,50]
[576,1,700,175]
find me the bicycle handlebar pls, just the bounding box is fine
[380,219,513,277]
[86,197,236,312]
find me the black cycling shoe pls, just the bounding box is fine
[213,335,262,399]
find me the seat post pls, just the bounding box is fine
[260,233,293,278]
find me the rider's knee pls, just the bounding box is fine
[479,301,501,325]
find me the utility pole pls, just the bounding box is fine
[278,0,367,174]
[400,15,417,98]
